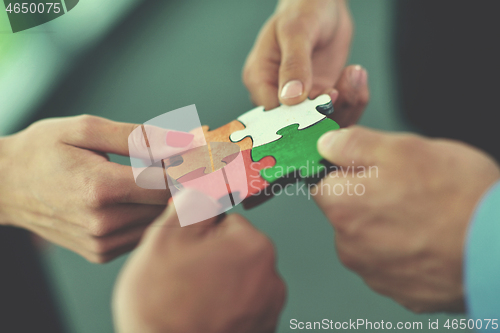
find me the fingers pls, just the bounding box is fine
[29,221,148,263]
[133,125,195,161]
[276,21,314,106]
[243,21,282,110]
[87,163,170,206]
[85,204,165,236]
[249,80,280,111]
[330,65,370,127]
[317,126,387,167]
[141,189,271,257]
[62,115,194,159]
[62,115,140,155]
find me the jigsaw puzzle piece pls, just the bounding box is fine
[251,118,340,184]
[164,141,242,182]
[163,145,212,180]
[176,167,234,211]
[219,149,276,207]
[175,148,249,210]
[209,142,241,171]
[230,94,332,148]
[201,120,253,151]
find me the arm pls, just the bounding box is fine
[113,189,286,333]
[313,126,500,312]
[243,0,356,119]
[0,115,190,263]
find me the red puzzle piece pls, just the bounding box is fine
[176,149,275,209]
[222,149,276,209]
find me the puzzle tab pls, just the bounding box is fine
[162,94,339,209]
[229,94,332,148]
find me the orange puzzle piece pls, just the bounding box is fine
[202,120,252,151]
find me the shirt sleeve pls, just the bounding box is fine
[465,180,500,331]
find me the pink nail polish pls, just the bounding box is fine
[166,131,194,147]
[281,80,303,99]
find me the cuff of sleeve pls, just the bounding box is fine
[465,180,500,323]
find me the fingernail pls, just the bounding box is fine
[349,65,366,88]
[166,131,194,147]
[318,129,348,152]
[360,68,368,86]
[327,88,339,104]
[281,80,303,99]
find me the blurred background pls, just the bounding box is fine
[0,0,473,332]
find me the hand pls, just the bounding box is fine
[0,115,190,263]
[313,127,500,312]
[243,0,353,109]
[113,189,286,333]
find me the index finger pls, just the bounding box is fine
[62,115,197,160]
[243,20,281,110]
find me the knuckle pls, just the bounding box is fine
[253,233,277,261]
[337,248,359,271]
[328,210,352,234]
[366,279,391,297]
[88,219,111,237]
[83,177,116,208]
[87,217,113,237]
[239,230,275,260]
[73,115,101,139]
[399,299,426,314]
[89,237,112,255]
[226,215,276,262]
[242,65,255,87]
[278,279,287,301]
[409,305,426,314]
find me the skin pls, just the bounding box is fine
[113,189,286,333]
[111,68,369,332]
[314,127,500,313]
[243,0,353,110]
[0,115,190,263]
[0,64,366,264]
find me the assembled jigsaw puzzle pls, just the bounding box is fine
[162,94,339,209]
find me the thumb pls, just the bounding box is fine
[277,28,313,105]
[317,126,386,167]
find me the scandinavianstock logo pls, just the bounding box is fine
[3,0,79,33]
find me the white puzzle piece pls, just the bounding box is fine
[229,94,331,148]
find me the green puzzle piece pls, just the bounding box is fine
[251,118,340,183]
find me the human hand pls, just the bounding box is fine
[0,115,192,263]
[113,189,286,333]
[313,127,500,312]
[243,0,353,109]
